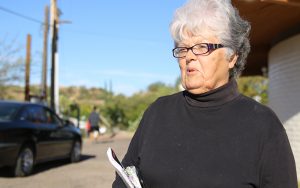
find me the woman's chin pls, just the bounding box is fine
[185,84,206,94]
[184,80,203,90]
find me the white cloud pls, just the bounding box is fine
[93,69,175,82]
[57,68,179,96]
[113,84,140,96]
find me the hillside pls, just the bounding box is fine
[1,85,108,104]
[0,76,268,130]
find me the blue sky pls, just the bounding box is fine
[0,0,186,96]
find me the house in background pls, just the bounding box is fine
[233,0,300,177]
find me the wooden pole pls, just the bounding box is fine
[50,0,57,111]
[25,34,31,101]
[42,5,49,102]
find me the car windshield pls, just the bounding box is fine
[0,103,20,121]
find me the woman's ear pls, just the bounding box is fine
[228,54,238,69]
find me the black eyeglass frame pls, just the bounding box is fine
[172,43,224,58]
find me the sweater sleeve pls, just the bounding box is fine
[112,109,149,188]
[259,121,298,188]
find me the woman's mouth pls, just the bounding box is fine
[186,67,199,74]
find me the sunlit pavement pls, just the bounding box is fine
[0,131,133,188]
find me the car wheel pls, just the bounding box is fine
[14,146,34,177]
[70,141,81,163]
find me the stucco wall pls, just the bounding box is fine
[269,34,300,177]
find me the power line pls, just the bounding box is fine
[0,5,45,25]
[0,5,120,40]
[0,5,124,39]
[0,5,119,40]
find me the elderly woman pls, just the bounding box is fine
[113,0,297,187]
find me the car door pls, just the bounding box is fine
[18,105,58,161]
[0,103,25,166]
[44,108,74,158]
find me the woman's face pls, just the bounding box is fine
[177,36,237,94]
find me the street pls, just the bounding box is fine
[0,132,133,188]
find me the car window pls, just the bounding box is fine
[19,109,30,121]
[0,103,20,121]
[44,108,63,126]
[19,106,47,124]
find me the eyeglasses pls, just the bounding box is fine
[172,43,224,58]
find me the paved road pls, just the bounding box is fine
[0,132,133,188]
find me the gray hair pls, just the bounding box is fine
[170,0,251,77]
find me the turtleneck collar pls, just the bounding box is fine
[183,79,240,108]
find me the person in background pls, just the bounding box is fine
[88,106,101,141]
[112,0,297,187]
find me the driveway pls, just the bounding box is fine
[0,131,133,188]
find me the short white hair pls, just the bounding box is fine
[170,0,251,77]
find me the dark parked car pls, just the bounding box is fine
[0,100,82,177]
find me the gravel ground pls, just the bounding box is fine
[0,131,133,188]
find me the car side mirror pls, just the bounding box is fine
[64,119,75,127]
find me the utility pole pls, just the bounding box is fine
[25,34,31,101]
[41,5,49,103]
[50,0,70,113]
[50,0,59,113]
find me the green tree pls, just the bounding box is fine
[237,76,268,104]
[102,82,178,131]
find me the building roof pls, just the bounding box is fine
[232,0,300,75]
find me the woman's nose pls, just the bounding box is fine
[185,49,197,62]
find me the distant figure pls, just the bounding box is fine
[88,106,101,141]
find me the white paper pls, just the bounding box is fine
[107,147,143,188]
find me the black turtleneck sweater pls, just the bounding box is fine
[112,79,297,188]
